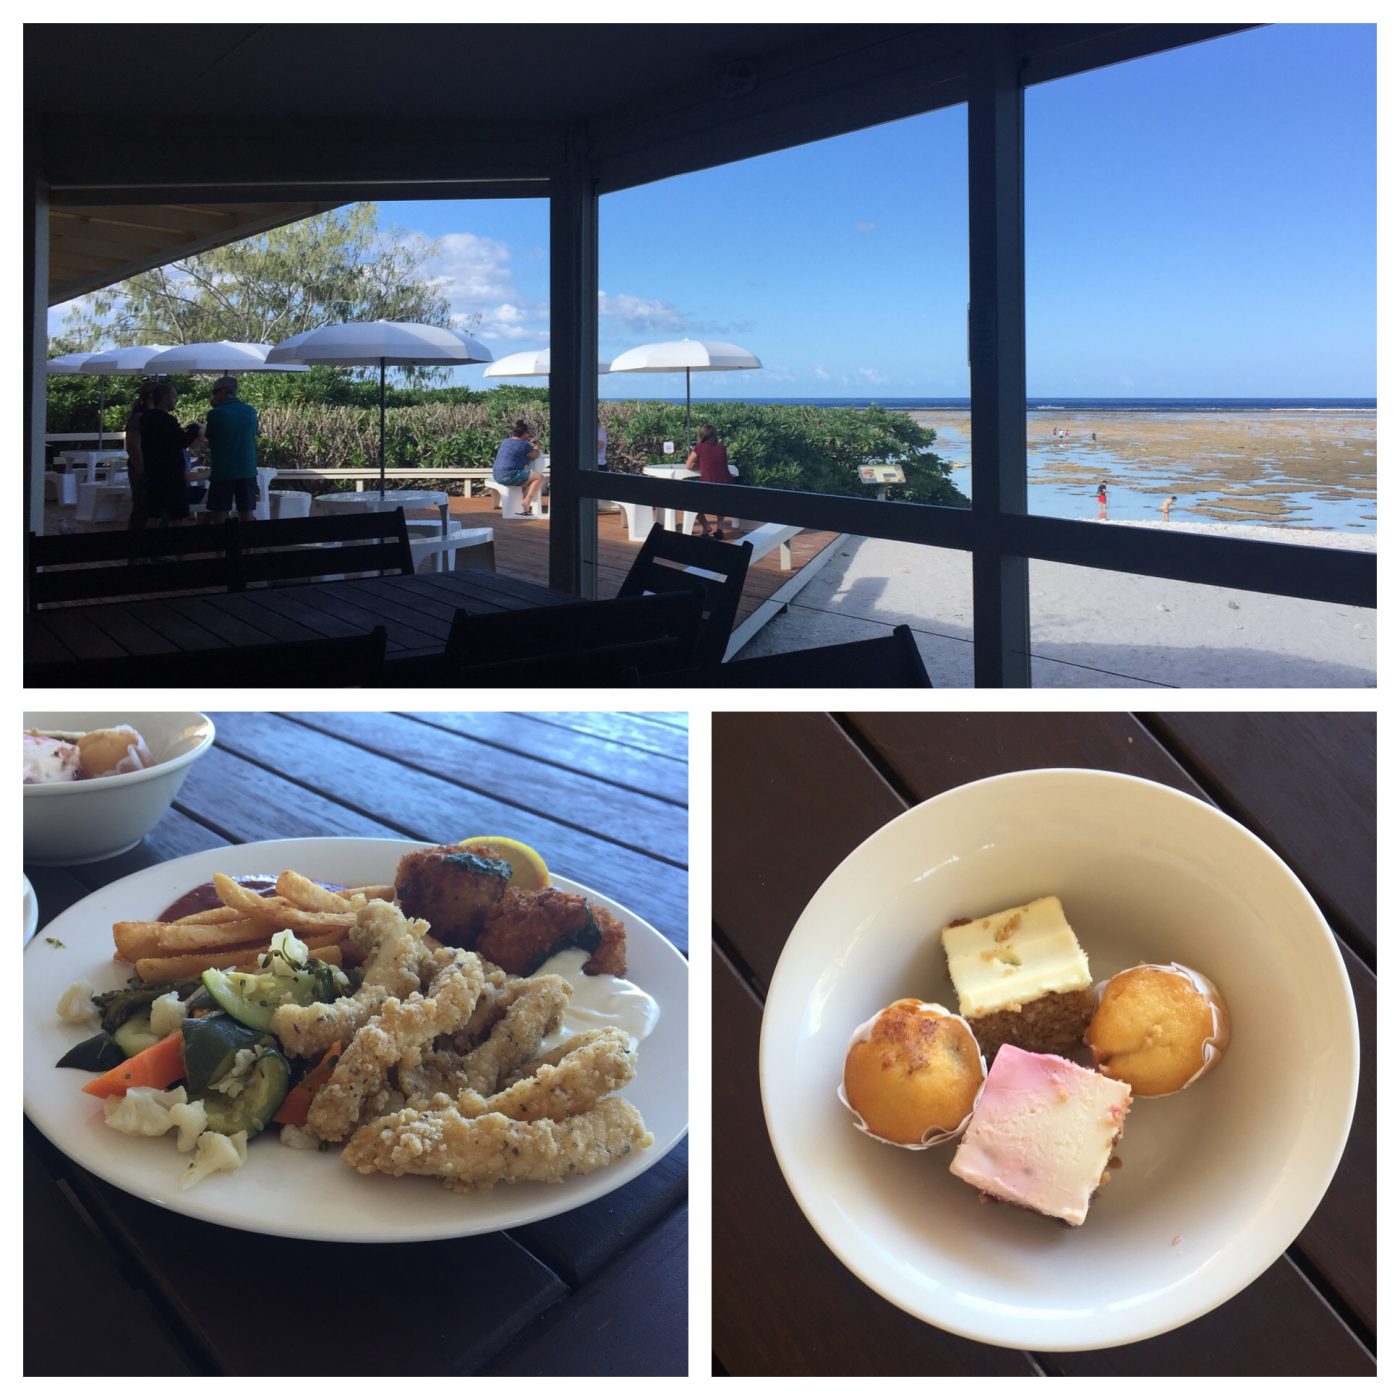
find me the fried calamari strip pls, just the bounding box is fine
[307,951,486,1142]
[402,1027,637,1121]
[448,974,570,1096]
[342,1096,653,1189]
[271,900,432,1058]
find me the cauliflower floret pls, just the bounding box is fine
[278,1123,320,1151]
[181,1130,249,1190]
[103,1085,189,1137]
[148,990,190,1038]
[57,980,99,1026]
[168,1097,209,1152]
[209,1048,259,1098]
[262,929,310,977]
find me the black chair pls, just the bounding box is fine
[388,588,707,686]
[23,626,388,688]
[230,509,414,589]
[630,623,933,688]
[616,523,752,665]
[27,524,239,607]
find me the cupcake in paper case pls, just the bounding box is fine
[1084,962,1230,1097]
[839,998,987,1148]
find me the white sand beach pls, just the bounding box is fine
[734,521,1375,688]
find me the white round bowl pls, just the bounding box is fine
[23,713,216,865]
[760,768,1359,1351]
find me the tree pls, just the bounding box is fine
[59,204,453,381]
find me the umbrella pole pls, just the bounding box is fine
[97,376,106,448]
[379,359,386,498]
[686,367,691,438]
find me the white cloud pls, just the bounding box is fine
[597,290,689,334]
[855,221,877,233]
[857,367,888,384]
[474,301,548,345]
[419,231,517,309]
[813,363,831,381]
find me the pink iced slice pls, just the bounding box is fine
[949,1044,1131,1227]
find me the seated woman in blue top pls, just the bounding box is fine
[491,419,544,515]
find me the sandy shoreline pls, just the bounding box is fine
[905,409,1376,530]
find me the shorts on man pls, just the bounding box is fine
[206,478,260,515]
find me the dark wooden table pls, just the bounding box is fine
[26,570,578,664]
[712,712,1375,1376]
[25,710,689,1377]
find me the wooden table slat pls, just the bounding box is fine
[197,715,688,946]
[408,711,689,805]
[523,710,691,763]
[712,711,906,993]
[63,1163,567,1377]
[273,710,688,857]
[1148,713,1376,958]
[484,1207,689,1377]
[24,1125,196,1376]
[510,1140,688,1285]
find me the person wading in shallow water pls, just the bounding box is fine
[1096,480,1109,521]
[1160,494,1178,522]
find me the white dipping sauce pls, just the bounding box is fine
[533,947,660,1047]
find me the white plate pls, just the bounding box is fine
[24,837,688,1243]
[24,875,38,943]
[760,769,1359,1351]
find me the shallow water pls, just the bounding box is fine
[924,411,1376,532]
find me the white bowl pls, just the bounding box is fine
[760,768,1360,1351]
[23,713,216,865]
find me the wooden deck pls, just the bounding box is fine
[40,494,840,630]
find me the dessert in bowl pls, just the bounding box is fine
[760,768,1358,1350]
[24,713,216,865]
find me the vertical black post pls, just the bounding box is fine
[378,359,387,498]
[25,122,49,538]
[967,30,1031,687]
[549,124,599,596]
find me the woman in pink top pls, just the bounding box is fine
[685,422,730,538]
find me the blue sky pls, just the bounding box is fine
[53,23,1376,399]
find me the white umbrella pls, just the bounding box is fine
[143,341,310,375]
[484,349,613,378]
[79,344,174,375]
[47,346,170,447]
[266,321,492,496]
[608,338,761,433]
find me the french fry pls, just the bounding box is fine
[212,872,279,917]
[113,922,178,962]
[154,916,282,952]
[136,928,351,982]
[341,883,395,902]
[276,870,354,914]
[173,906,249,926]
[136,944,275,982]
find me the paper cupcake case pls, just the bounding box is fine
[837,1001,988,1148]
[1088,962,1230,1098]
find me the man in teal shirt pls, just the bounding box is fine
[203,375,261,522]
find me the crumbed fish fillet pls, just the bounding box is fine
[342,1096,653,1189]
[307,951,486,1142]
[402,1027,637,1120]
[272,900,433,1058]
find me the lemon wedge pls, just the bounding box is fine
[457,836,549,890]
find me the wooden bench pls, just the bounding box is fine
[27,509,414,607]
[268,466,492,495]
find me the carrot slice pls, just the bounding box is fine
[81,1031,185,1099]
[272,1042,342,1126]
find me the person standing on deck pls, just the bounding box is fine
[122,380,156,531]
[203,375,260,524]
[686,422,731,539]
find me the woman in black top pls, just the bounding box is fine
[123,381,155,530]
[139,384,199,525]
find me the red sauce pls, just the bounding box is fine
[158,875,344,922]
